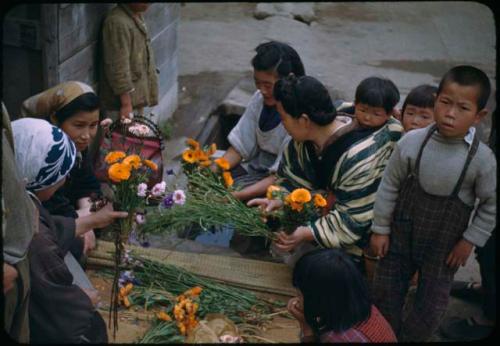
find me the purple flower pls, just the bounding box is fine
[161,193,174,209]
[173,189,186,205]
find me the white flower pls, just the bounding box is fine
[135,213,146,224]
[151,181,166,197]
[172,189,186,205]
[128,124,151,137]
[137,183,148,197]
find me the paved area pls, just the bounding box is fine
[153,2,495,341]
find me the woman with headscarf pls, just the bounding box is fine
[21,81,108,259]
[12,118,128,343]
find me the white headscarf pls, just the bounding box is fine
[11,118,76,191]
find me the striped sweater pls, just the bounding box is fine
[277,116,403,250]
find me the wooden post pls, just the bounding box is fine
[40,4,59,89]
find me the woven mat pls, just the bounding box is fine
[92,240,295,297]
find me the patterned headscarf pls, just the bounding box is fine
[11,118,76,191]
[20,81,95,121]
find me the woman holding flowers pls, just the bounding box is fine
[213,41,305,254]
[215,41,305,202]
[249,74,403,270]
[11,118,128,343]
[21,81,108,260]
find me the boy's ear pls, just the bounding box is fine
[474,108,489,124]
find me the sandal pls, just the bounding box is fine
[449,280,483,303]
[440,316,494,341]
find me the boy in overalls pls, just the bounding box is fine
[369,65,496,342]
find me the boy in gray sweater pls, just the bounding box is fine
[369,65,496,342]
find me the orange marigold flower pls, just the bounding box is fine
[156,311,172,321]
[214,157,230,170]
[124,283,134,295]
[122,296,131,308]
[314,194,327,208]
[186,138,200,150]
[223,171,234,187]
[290,188,312,204]
[194,149,209,162]
[108,163,131,183]
[105,151,126,164]
[266,185,281,200]
[123,154,142,169]
[207,143,217,156]
[199,160,212,167]
[143,159,158,171]
[284,194,292,205]
[182,149,197,163]
[289,201,304,212]
[187,286,203,296]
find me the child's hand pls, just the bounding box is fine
[274,226,314,252]
[287,297,305,324]
[446,238,474,269]
[287,296,314,339]
[370,233,390,258]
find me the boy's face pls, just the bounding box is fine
[354,103,390,128]
[434,82,487,138]
[254,70,279,106]
[402,105,435,132]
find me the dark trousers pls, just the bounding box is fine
[477,229,496,321]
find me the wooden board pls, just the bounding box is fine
[93,240,295,297]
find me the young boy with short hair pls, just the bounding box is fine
[354,76,401,130]
[369,65,496,342]
[401,84,438,132]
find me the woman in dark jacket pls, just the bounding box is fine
[12,118,127,343]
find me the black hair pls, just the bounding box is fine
[273,74,336,126]
[54,92,100,124]
[437,65,491,110]
[354,76,400,114]
[292,249,372,335]
[252,41,305,78]
[401,84,438,116]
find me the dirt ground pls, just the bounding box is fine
[87,269,300,343]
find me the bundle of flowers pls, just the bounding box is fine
[116,253,284,343]
[181,138,233,188]
[266,186,328,234]
[101,150,162,337]
[142,170,272,239]
[142,138,273,239]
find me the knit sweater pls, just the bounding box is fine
[372,125,496,247]
[301,305,397,343]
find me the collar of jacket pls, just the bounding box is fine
[118,3,148,37]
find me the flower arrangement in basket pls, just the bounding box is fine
[266,185,328,234]
[94,115,164,188]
